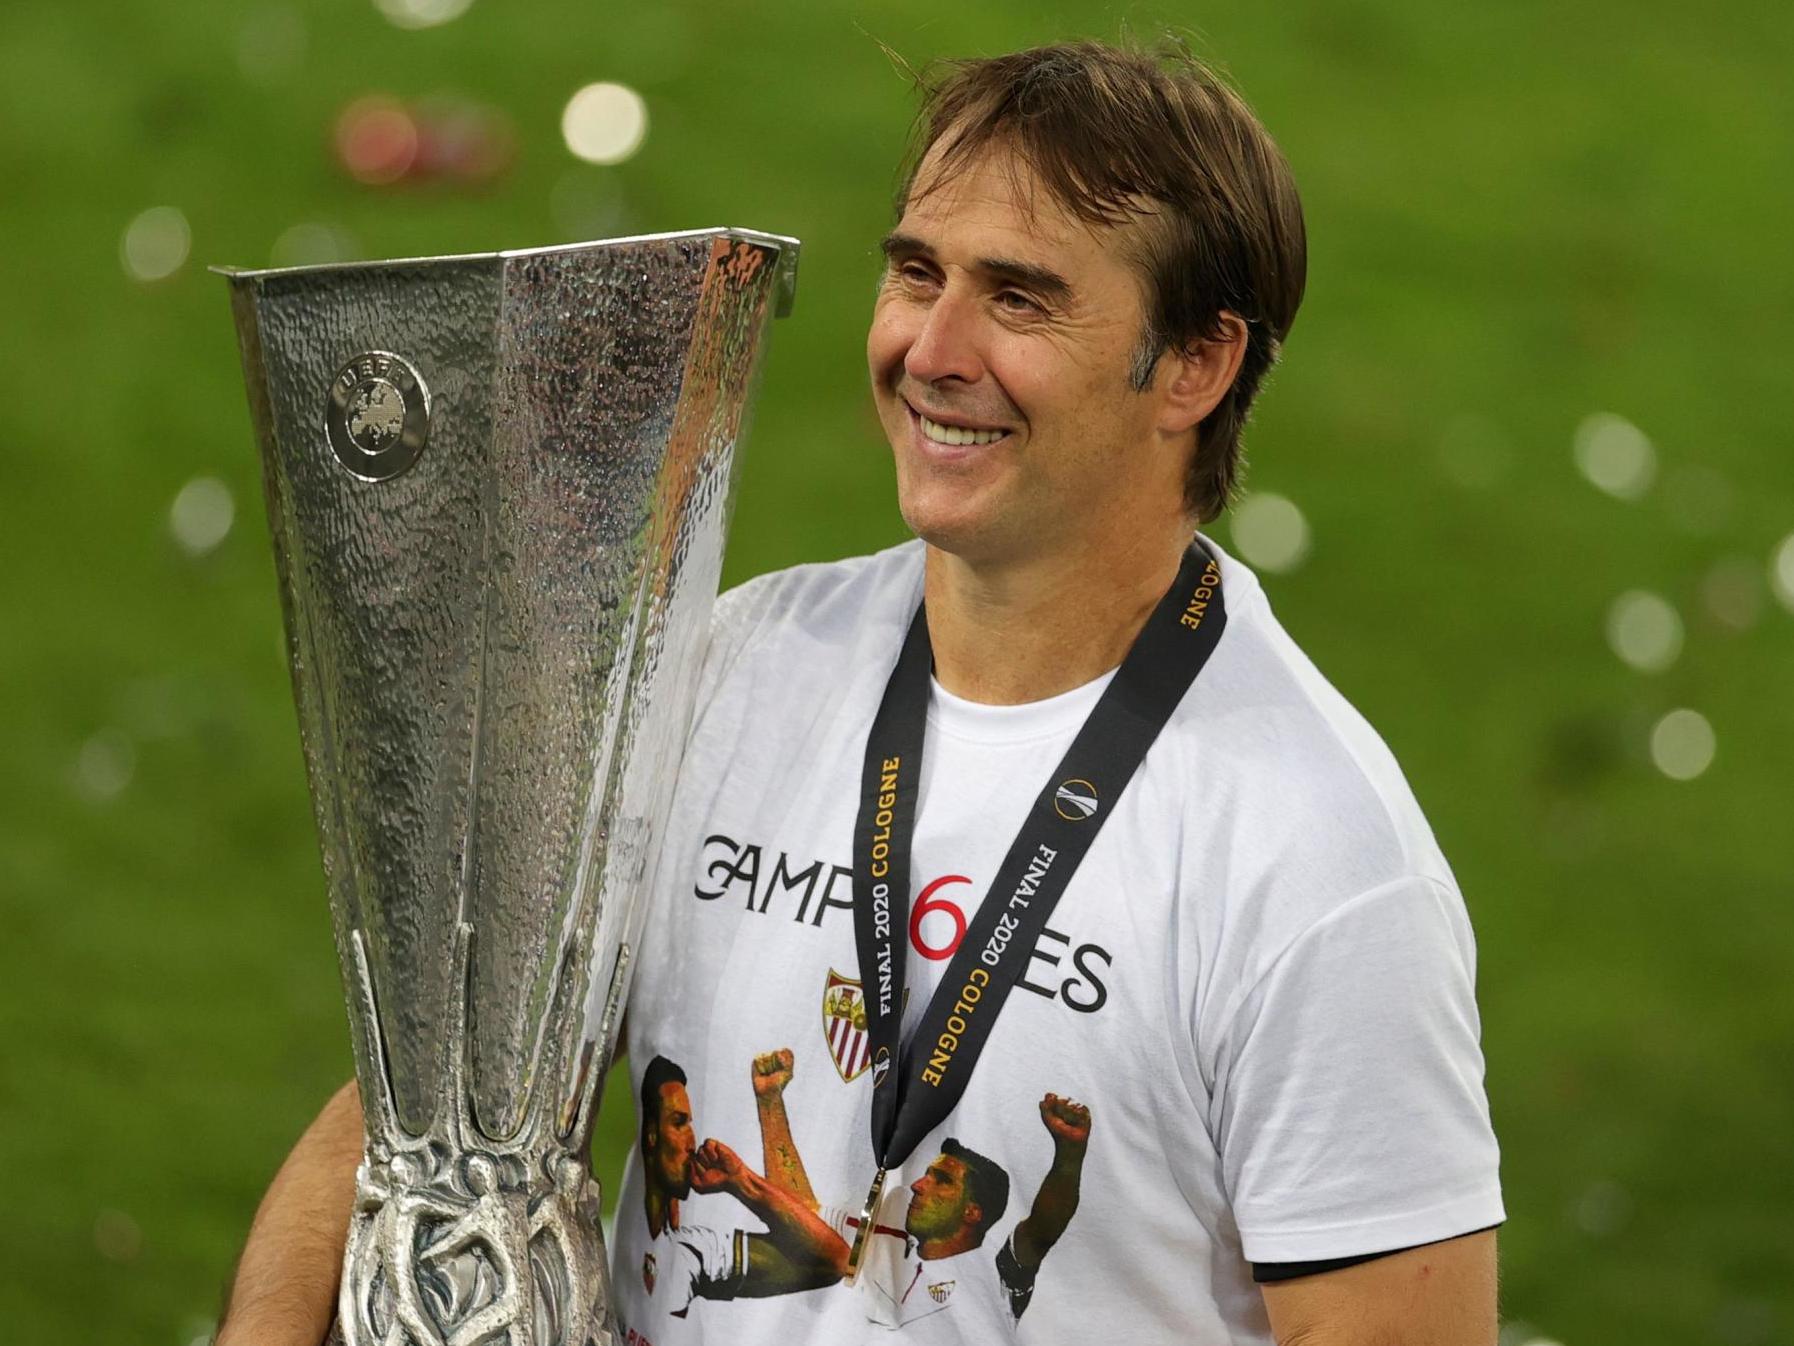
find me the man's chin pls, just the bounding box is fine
[903,509,1026,568]
[899,487,1004,556]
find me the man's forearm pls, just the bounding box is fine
[729,1167,848,1280]
[755,1093,818,1208]
[216,1080,364,1346]
[1011,1147,1086,1268]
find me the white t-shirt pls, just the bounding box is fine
[611,538,1503,1344]
[619,1216,745,1345]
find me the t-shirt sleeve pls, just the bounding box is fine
[993,1234,1039,1320]
[1210,875,1504,1266]
[672,1223,749,1303]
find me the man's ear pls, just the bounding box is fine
[964,1199,983,1229]
[1155,312,1249,436]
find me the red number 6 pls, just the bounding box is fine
[910,874,971,960]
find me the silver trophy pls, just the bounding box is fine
[220,229,800,1346]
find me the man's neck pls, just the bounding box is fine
[645,1189,678,1240]
[916,1226,985,1261]
[922,526,1193,706]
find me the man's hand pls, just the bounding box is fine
[751,1048,795,1099]
[689,1139,749,1196]
[1040,1092,1091,1149]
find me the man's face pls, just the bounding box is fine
[645,1082,696,1199]
[906,1153,977,1242]
[867,139,1184,567]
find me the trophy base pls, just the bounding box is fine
[333,1143,614,1346]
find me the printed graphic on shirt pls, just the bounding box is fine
[626,1053,849,1336]
[821,969,872,1082]
[831,1092,1094,1332]
[630,1043,1094,1337]
[748,1043,1094,1333]
[694,837,1117,1018]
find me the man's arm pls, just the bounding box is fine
[1258,1229,1498,1346]
[215,1080,364,1346]
[750,1048,818,1208]
[688,1138,848,1295]
[1009,1092,1090,1271]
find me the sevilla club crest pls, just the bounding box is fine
[642,1251,657,1296]
[822,969,872,1082]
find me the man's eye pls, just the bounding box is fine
[996,290,1041,315]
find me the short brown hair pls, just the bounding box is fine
[894,39,1307,522]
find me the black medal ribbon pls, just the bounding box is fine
[848,540,1228,1258]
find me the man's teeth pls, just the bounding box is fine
[919,413,1006,447]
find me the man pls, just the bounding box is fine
[854,1138,1015,1330]
[846,1100,1091,1334]
[750,1050,1092,1331]
[626,1056,849,1338]
[219,38,1501,1346]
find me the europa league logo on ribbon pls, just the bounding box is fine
[1053,779,1099,822]
[220,229,799,1346]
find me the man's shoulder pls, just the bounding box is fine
[704,540,923,674]
[1173,539,1453,895]
[717,539,922,623]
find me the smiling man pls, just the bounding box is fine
[218,38,1501,1346]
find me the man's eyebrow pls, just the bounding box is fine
[879,231,930,263]
[880,232,1073,303]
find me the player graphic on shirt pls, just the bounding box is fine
[632,1055,850,1325]
[751,1047,1092,1330]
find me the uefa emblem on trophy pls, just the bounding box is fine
[220,228,800,1345]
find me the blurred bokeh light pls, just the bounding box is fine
[333,94,514,187]
[269,221,359,268]
[1771,534,1794,614]
[561,82,649,165]
[169,478,236,558]
[334,96,420,185]
[1574,412,1656,501]
[1227,491,1310,573]
[70,730,135,805]
[1605,589,1682,672]
[119,206,191,283]
[1650,708,1717,781]
[373,0,475,30]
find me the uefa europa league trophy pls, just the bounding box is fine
[220,229,799,1346]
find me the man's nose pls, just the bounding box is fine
[904,287,983,387]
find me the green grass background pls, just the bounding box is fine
[2,1,1791,1342]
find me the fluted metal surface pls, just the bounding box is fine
[223,229,797,1346]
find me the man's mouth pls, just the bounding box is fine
[906,402,1011,448]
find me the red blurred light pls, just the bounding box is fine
[335,96,420,186]
[332,93,514,189]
